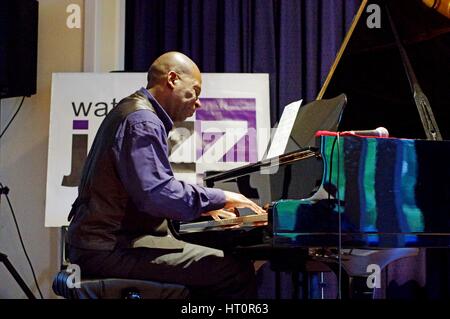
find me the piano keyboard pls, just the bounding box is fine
[179,214,268,233]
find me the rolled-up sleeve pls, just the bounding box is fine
[113,118,226,222]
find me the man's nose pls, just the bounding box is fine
[195,99,202,109]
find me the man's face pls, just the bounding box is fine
[170,70,202,122]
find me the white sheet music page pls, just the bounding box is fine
[266,99,302,159]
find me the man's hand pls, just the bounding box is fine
[201,209,237,221]
[222,190,266,215]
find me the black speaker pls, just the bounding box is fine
[0,0,38,99]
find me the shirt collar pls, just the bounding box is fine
[139,87,173,132]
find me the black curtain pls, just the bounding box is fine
[125,0,359,125]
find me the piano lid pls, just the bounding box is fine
[318,0,450,140]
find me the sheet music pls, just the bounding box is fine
[266,99,302,159]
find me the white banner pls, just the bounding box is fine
[45,73,270,227]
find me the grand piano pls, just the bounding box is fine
[171,0,450,298]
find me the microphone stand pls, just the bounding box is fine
[0,185,36,299]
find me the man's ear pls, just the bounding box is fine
[167,71,178,89]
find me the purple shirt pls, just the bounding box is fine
[112,88,226,221]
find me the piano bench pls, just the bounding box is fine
[52,270,190,299]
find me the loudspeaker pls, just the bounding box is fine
[0,0,38,99]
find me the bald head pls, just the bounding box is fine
[145,52,203,122]
[147,51,200,88]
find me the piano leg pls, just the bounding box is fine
[325,262,351,299]
[269,248,310,299]
[275,271,281,300]
[236,245,311,299]
[292,272,299,299]
[291,271,311,299]
[274,270,310,299]
[302,272,310,299]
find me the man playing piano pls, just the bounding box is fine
[65,51,266,299]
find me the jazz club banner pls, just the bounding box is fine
[45,73,270,227]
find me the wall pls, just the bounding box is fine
[0,0,84,298]
[0,0,123,299]
[0,0,84,299]
[84,0,125,72]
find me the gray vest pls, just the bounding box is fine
[66,91,168,251]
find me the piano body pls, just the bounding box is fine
[271,134,450,248]
[176,0,450,244]
[177,132,450,249]
[171,0,450,297]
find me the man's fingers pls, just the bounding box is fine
[217,210,237,219]
[249,201,265,215]
[250,204,266,215]
[211,214,221,221]
[242,201,266,215]
[206,209,237,220]
[222,190,267,215]
[243,197,266,215]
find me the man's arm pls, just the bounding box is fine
[114,119,226,221]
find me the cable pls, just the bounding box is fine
[0,96,26,140]
[0,183,43,299]
[336,133,342,300]
[327,134,342,299]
